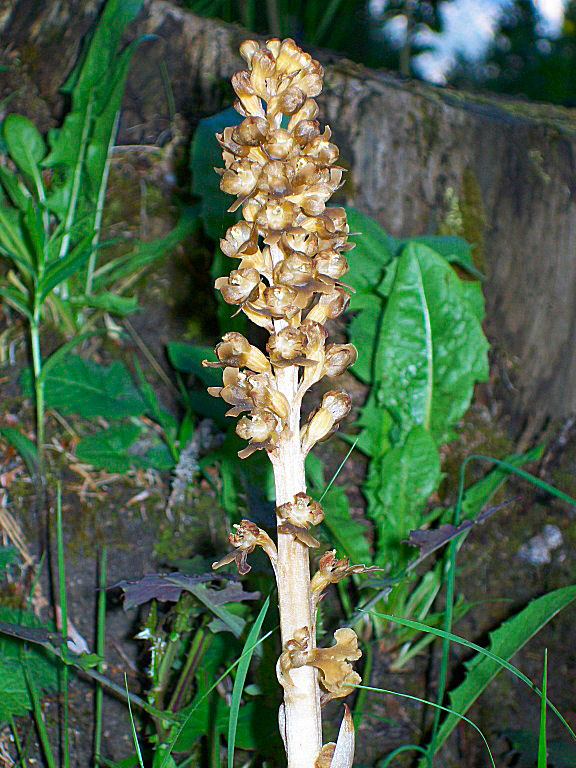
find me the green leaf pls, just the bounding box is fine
[3,115,46,178]
[0,427,39,475]
[75,423,143,473]
[190,108,242,239]
[432,585,576,753]
[25,355,145,418]
[39,234,92,299]
[228,597,270,768]
[0,165,32,211]
[69,291,138,315]
[167,343,221,388]
[396,235,484,279]
[345,206,396,294]
[365,425,441,566]
[348,293,384,384]
[92,213,199,289]
[373,243,489,444]
[320,486,372,564]
[0,607,58,722]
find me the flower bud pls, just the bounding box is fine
[250,48,277,96]
[239,40,260,67]
[324,344,358,377]
[291,119,321,146]
[232,71,265,117]
[267,87,307,118]
[213,332,270,372]
[301,390,351,454]
[275,38,311,75]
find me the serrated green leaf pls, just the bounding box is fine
[432,585,576,754]
[3,115,46,178]
[190,108,242,239]
[75,423,175,473]
[75,423,142,472]
[23,355,145,418]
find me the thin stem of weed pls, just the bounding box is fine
[94,546,108,763]
[56,485,71,768]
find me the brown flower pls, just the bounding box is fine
[236,408,281,457]
[278,626,361,703]
[215,268,260,305]
[213,520,277,574]
[277,492,324,548]
[311,550,381,598]
[203,332,270,373]
[267,326,314,368]
[220,220,258,259]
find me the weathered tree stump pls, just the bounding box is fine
[2,0,576,437]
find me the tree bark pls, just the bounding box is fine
[2,0,576,437]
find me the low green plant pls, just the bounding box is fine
[0,0,196,470]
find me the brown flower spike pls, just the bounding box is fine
[208,38,362,768]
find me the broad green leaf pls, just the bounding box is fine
[0,427,39,475]
[3,115,46,178]
[167,343,221,388]
[373,243,488,444]
[24,355,145,418]
[0,607,58,721]
[431,585,576,754]
[395,234,484,279]
[348,293,383,384]
[320,486,372,564]
[345,206,395,294]
[76,423,175,473]
[190,108,242,239]
[365,425,441,566]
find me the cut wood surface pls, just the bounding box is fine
[2,0,576,435]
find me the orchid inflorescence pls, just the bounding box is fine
[206,37,370,768]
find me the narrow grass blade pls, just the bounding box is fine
[352,683,495,768]
[365,601,576,745]
[228,596,270,768]
[124,675,145,768]
[539,649,548,768]
[158,626,277,768]
[56,484,71,768]
[24,659,57,768]
[0,426,39,475]
[94,546,107,764]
